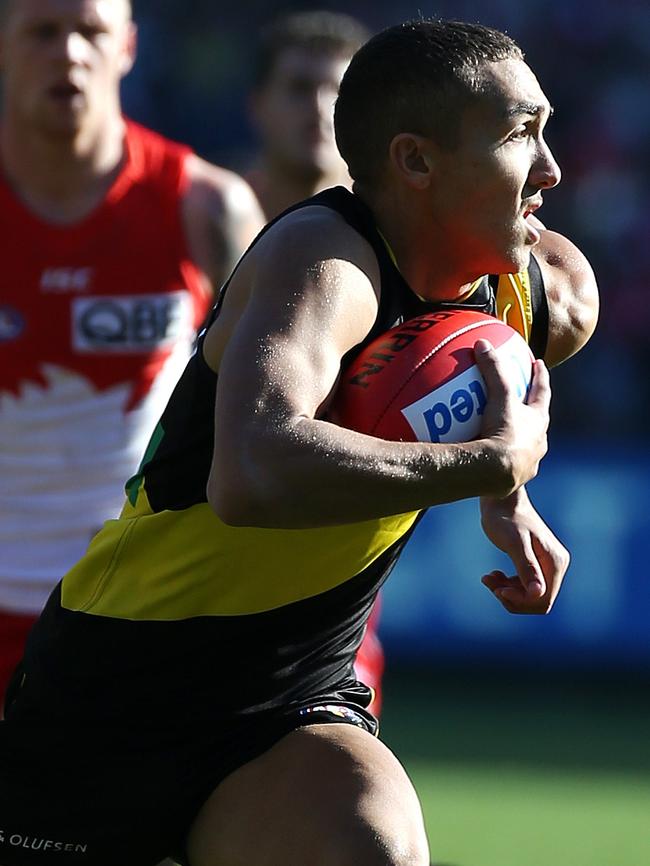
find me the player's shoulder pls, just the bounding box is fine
[533,228,599,325]
[184,154,263,225]
[123,118,191,172]
[255,201,380,284]
[533,228,599,367]
[533,229,595,285]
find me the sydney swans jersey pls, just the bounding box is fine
[0,120,211,614]
[45,187,549,714]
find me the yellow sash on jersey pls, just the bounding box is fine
[458,272,534,345]
[495,271,534,344]
[61,482,420,621]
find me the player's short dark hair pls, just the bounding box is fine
[253,10,370,89]
[334,19,523,185]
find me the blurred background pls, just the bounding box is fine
[122,1,649,863]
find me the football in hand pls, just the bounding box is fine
[329,309,533,443]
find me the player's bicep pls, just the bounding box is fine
[219,258,374,421]
[209,216,380,503]
[535,229,599,367]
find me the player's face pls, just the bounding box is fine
[0,0,135,138]
[252,47,350,181]
[429,57,561,277]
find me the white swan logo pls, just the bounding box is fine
[0,345,192,611]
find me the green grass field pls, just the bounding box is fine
[380,666,650,866]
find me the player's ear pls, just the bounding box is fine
[119,21,138,77]
[388,134,435,190]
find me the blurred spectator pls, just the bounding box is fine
[245,10,369,219]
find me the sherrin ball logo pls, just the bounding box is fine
[329,309,534,444]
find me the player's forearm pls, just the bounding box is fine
[208,417,516,529]
[480,483,530,521]
[210,341,550,528]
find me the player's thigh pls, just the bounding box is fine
[186,722,429,866]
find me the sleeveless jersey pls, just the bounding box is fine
[0,120,211,614]
[49,187,548,715]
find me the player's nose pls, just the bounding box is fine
[61,31,89,65]
[531,139,561,190]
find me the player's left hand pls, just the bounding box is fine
[479,487,570,614]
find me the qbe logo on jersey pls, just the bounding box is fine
[401,336,532,443]
[72,291,193,353]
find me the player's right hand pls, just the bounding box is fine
[473,339,551,494]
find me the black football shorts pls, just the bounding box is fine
[0,592,378,866]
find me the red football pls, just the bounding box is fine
[329,309,534,443]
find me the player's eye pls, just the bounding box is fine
[508,125,530,142]
[78,24,104,41]
[30,22,59,41]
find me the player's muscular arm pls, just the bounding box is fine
[529,218,599,367]
[207,209,551,529]
[183,156,266,293]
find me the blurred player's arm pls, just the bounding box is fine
[183,155,266,294]
[206,208,551,528]
[529,215,600,368]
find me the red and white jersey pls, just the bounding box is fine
[0,120,212,614]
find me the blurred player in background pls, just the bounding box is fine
[0,0,264,705]
[247,10,390,714]
[247,10,368,220]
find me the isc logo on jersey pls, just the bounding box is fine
[401,336,532,443]
[72,292,193,353]
[41,267,93,293]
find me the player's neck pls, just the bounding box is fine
[0,113,127,224]
[249,158,349,221]
[363,187,482,303]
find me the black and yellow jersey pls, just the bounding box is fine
[42,186,547,714]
